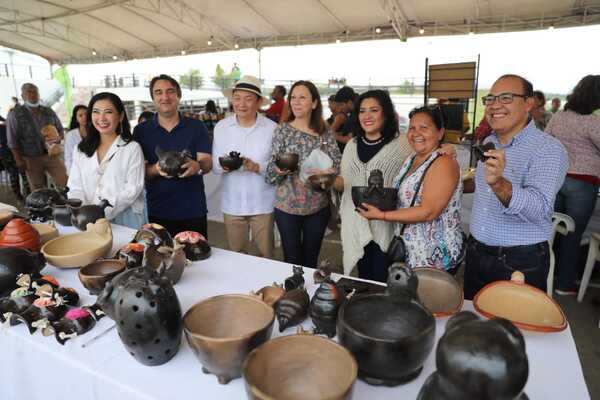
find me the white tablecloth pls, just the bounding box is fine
[0,224,590,400]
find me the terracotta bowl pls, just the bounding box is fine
[243,334,357,400]
[183,294,275,384]
[219,155,244,171]
[32,223,59,245]
[41,219,113,268]
[78,259,126,295]
[307,173,336,191]
[275,153,299,172]
[351,186,398,211]
[473,271,567,332]
[414,267,463,317]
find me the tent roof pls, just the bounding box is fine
[1,0,599,64]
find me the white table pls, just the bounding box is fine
[0,224,591,399]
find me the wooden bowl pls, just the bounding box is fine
[473,271,567,332]
[307,173,336,191]
[275,153,299,172]
[414,267,463,317]
[243,334,357,400]
[41,219,113,268]
[183,294,275,385]
[32,223,59,245]
[78,259,125,295]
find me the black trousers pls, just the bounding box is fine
[148,215,208,239]
[463,236,549,300]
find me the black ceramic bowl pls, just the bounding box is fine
[337,292,435,386]
[351,187,398,211]
[275,153,299,172]
[219,155,244,171]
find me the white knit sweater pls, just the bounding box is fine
[340,135,413,275]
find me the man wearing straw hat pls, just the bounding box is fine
[212,75,277,258]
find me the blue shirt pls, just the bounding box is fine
[471,120,568,246]
[134,114,211,220]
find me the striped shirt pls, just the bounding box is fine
[471,120,568,246]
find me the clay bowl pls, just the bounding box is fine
[414,267,463,317]
[275,153,299,172]
[183,294,275,384]
[32,223,59,245]
[243,334,357,400]
[219,155,244,171]
[78,259,126,295]
[41,219,113,268]
[337,292,435,386]
[473,271,567,332]
[351,186,398,211]
[307,173,336,192]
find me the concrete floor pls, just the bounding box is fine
[5,184,599,398]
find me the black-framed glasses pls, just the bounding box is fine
[482,93,528,106]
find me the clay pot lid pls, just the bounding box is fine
[0,218,40,251]
[414,267,463,317]
[473,271,567,332]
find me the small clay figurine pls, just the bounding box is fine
[309,277,344,338]
[284,266,305,291]
[116,243,145,269]
[174,231,211,261]
[274,288,309,332]
[142,244,187,285]
[155,146,193,177]
[365,169,385,197]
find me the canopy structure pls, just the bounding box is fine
[1,0,599,64]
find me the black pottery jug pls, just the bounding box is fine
[70,199,112,231]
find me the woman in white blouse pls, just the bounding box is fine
[64,104,87,174]
[67,92,146,229]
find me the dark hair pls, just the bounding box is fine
[78,92,133,157]
[497,74,534,97]
[137,111,154,124]
[328,95,335,102]
[68,104,88,130]
[353,90,398,145]
[409,105,448,142]
[275,85,287,96]
[284,80,326,135]
[564,75,600,115]
[205,100,218,114]
[149,74,182,99]
[533,90,546,107]
[334,86,356,103]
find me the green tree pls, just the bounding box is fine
[213,64,228,89]
[180,69,203,90]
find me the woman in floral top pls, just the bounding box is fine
[266,80,341,268]
[358,106,464,271]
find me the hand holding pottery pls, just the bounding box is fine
[274,153,299,172]
[218,151,244,171]
[155,146,194,178]
[417,311,529,400]
[473,142,496,163]
[351,169,398,212]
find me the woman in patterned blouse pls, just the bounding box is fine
[265,81,342,268]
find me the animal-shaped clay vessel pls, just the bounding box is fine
[155,146,193,177]
[284,266,305,291]
[52,199,82,226]
[274,287,309,332]
[25,187,70,222]
[417,311,529,400]
[70,199,112,231]
[309,277,344,338]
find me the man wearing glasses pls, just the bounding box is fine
[463,74,568,299]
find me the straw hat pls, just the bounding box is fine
[223,75,269,106]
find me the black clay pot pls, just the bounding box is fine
[25,187,70,222]
[351,169,398,211]
[473,142,496,163]
[284,266,305,291]
[52,199,82,226]
[155,146,193,177]
[275,153,299,172]
[309,277,344,338]
[218,151,244,171]
[51,308,97,345]
[0,247,46,295]
[274,288,309,332]
[116,243,145,269]
[337,263,435,386]
[112,268,183,366]
[174,231,211,261]
[96,268,139,320]
[70,199,112,231]
[417,311,529,400]
[132,224,173,248]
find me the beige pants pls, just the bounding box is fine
[223,213,274,258]
[24,154,68,191]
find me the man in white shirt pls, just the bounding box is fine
[212,76,277,258]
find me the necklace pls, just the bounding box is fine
[361,135,383,146]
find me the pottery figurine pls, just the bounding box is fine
[116,243,145,269]
[0,218,41,252]
[218,151,244,171]
[284,265,305,291]
[142,244,187,285]
[69,199,112,231]
[132,223,173,248]
[174,231,211,261]
[250,283,285,307]
[50,308,97,345]
[351,169,398,211]
[417,311,529,400]
[274,287,309,332]
[274,153,299,172]
[25,187,70,222]
[337,263,435,386]
[309,277,344,338]
[0,247,46,294]
[155,146,193,177]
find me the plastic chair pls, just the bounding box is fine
[577,232,600,303]
[548,212,576,297]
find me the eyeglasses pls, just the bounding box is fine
[481,93,528,106]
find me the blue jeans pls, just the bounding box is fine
[274,207,330,268]
[554,177,599,291]
[112,207,147,230]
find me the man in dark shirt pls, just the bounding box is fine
[331,86,358,153]
[0,115,28,201]
[134,74,212,237]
